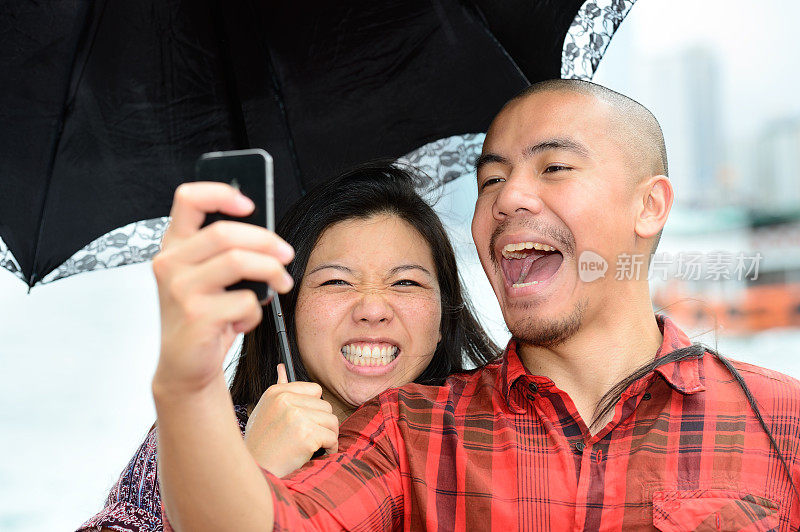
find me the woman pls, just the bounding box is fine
[79,162,497,531]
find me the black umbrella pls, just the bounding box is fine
[0,0,636,288]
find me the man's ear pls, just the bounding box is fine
[634,175,673,240]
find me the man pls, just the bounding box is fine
[156,80,800,530]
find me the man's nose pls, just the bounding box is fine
[493,172,544,221]
[352,291,393,324]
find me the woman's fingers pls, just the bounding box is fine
[276,364,288,384]
[175,249,294,296]
[251,385,337,433]
[164,182,255,243]
[222,290,263,333]
[244,385,340,476]
[299,396,335,415]
[290,411,339,455]
[153,182,289,394]
[315,426,339,455]
[177,221,294,266]
[263,381,324,402]
[185,289,264,335]
[303,409,339,435]
[153,289,259,392]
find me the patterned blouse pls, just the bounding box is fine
[77,405,249,531]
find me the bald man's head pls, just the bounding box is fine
[482,79,670,255]
[509,79,668,181]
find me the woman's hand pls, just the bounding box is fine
[151,182,295,395]
[245,364,340,477]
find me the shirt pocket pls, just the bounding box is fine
[652,489,779,532]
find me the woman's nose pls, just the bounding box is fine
[352,291,393,324]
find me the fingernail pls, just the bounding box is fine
[282,272,294,290]
[277,241,295,261]
[236,193,255,210]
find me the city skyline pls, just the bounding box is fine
[595,0,799,211]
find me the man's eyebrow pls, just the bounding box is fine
[475,153,510,172]
[388,264,433,278]
[525,137,590,159]
[306,264,354,276]
[475,137,590,173]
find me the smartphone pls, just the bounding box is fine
[194,149,274,301]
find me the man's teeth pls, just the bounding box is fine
[512,280,540,288]
[341,344,399,367]
[502,242,556,259]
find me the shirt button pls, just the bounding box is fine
[528,382,538,393]
[574,441,585,453]
[595,449,603,463]
[643,392,652,401]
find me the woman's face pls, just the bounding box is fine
[295,213,442,414]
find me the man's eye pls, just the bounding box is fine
[393,279,422,287]
[480,177,505,190]
[320,279,350,286]
[543,164,571,173]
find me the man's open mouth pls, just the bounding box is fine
[500,241,564,288]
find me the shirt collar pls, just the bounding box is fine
[499,341,528,407]
[651,315,705,394]
[499,314,704,406]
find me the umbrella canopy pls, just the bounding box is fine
[0,0,636,287]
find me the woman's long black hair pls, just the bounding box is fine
[229,161,500,408]
[591,342,798,497]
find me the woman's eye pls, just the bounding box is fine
[480,177,505,190]
[543,164,571,173]
[393,279,422,287]
[320,279,350,287]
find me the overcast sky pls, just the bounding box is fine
[595,0,800,141]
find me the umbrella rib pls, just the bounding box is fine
[243,0,306,195]
[469,2,530,86]
[66,0,109,110]
[28,0,104,289]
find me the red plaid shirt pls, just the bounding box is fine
[261,316,800,531]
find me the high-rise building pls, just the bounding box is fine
[756,117,800,210]
[637,47,723,206]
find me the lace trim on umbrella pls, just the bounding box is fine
[0,237,25,283]
[562,0,637,80]
[397,133,486,191]
[39,217,170,284]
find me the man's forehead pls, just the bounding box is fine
[494,90,604,128]
[484,90,609,152]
